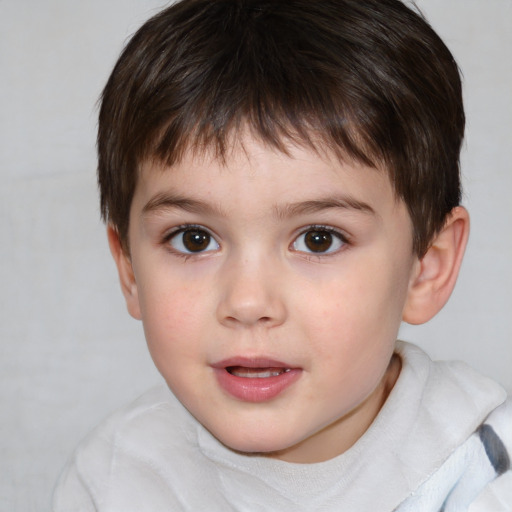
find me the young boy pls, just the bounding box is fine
[53,0,511,510]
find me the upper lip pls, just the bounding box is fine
[211,357,297,369]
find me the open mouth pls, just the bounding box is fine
[213,359,301,402]
[226,366,291,378]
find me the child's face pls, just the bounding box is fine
[121,136,420,463]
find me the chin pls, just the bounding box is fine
[214,428,293,456]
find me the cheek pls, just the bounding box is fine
[300,256,409,354]
[137,275,209,360]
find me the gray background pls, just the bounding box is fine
[1,0,511,510]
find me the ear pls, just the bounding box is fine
[402,206,470,325]
[107,226,142,320]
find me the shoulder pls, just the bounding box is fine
[468,398,512,511]
[483,397,512,447]
[52,384,188,511]
[478,398,512,475]
[390,343,511,511]
[394,342,507,435]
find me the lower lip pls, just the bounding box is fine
[213,368,302,402]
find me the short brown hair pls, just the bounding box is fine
[98,0,464,256]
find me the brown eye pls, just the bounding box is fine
[293,228,345,254]
[169,227,219,254]
[305,231,333,252]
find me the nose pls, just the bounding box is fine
[216,257,287,328]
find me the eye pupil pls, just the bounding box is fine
[305,231,332,252]
[183,230,210,252]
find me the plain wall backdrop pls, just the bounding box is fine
[1,1,511,510]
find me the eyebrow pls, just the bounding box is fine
[142,192,376,219]
[142,193,226,217]
[273,196,376,219]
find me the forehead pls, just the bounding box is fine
[140,136,393,200]
[133,136,409,237]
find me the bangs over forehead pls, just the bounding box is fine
[112,0,385,165]
[98,0,464,255]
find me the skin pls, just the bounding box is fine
[110,136,469,463]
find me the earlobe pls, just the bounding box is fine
[107,226,142,320]
[402,206,470,325]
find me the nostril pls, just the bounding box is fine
[225,315,272,323]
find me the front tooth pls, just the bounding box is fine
[229,367,288,378]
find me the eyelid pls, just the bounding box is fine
[163,224,220,255]
[163,223,212,237]
[291,225,349,255]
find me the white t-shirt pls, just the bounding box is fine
[53,342,511,511]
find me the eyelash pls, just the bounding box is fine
[162,224,219,258]
[161,224,350,258]
[291,225,349,256]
